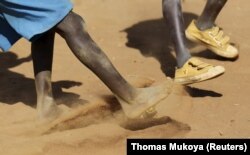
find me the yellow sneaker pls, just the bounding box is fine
[175,57,225,85]
[186,20,239,59]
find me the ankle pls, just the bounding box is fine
[195,20,214,31]
[176,54,191,68]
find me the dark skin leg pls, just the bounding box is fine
[30,12,172,119]
[196,0,228,31]
[32,30,59,119]
[54,12,173,118]
[55,12,138,102]
[162,0,191,68]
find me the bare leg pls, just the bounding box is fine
[32,30,59,120]
[196,0,227,30]
[162,0,191,68]
[55,12,173,118]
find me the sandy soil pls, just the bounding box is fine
[0,0,250,154]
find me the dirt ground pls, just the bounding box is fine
[0,0,250,154]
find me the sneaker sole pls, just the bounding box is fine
[186,31,238,59]
[174,66,225,85]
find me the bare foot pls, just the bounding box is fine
[116,78,173,119]
[37,97,62,122]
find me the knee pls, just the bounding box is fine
[56,12,86,37]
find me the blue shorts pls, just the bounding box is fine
[0,0,73,52]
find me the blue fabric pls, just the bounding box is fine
[0,0,73,51]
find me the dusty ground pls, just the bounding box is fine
[0,0,250,154]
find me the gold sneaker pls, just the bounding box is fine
[175,57,225,85]
[186,20,239,59]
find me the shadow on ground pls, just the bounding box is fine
[0,52,87,108]
[123,12,200,78]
